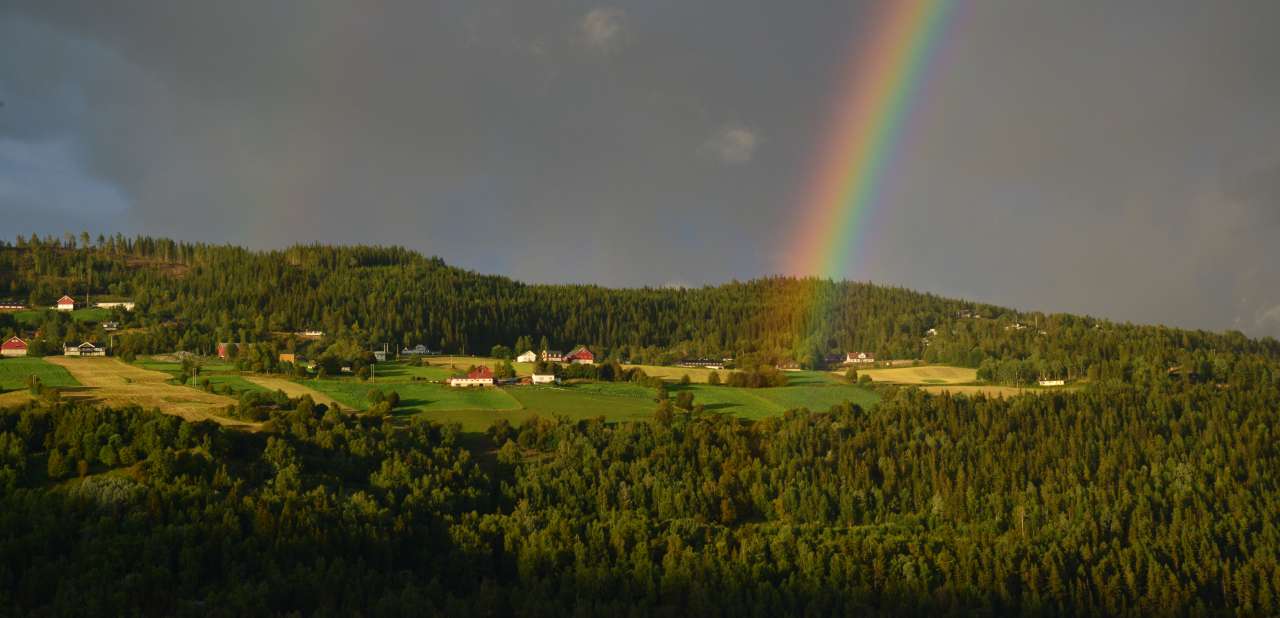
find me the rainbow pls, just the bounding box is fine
[786,0,958,280]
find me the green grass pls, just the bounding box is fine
[780,370,842,386]
[369,359,536,383]
[250,365,878,433]
[0,357,81,391]
[421,382,657,432]
[673,382,879,420]
[13,311,43,327]
[305,379,521,412]
[134,358,241,380]
[14,307,112,326]
[752,384,880,414]
[508,382,656,420]
[194,375,270,397]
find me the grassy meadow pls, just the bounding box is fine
[0,357,81,391]
[14,307,113,326]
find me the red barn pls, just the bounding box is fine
[56,295,76,311]
[450,365,495,387]
[565,345,595,365]
[1,336,28,357]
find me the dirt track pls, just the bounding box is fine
[43,357,255,428]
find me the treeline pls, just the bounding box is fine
[2,370,1279,614]
[3,236,1279,384]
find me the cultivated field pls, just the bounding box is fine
[14,307,112,326]
[289,363,879,432]
[853,365,977,385]
[622,364,730,384]
[242,375,345,409]
[43,357,251,427]
[676,382,880,420]
[0,357,81,391]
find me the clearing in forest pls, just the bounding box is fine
[854,365,977,385]
[43,357,252,427]
[241,375,346,409]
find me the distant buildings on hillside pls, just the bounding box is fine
[677,358,725,370]
[401,345,440,356]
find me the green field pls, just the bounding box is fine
[674,382,878,420]
[238,359,879,432]
[305,379,521,413]
[134,358,239,379]
[0,357,81,391]
[367,358,535,383]
[194,375,271,397]
[14,307,112,326]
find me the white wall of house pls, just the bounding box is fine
[531,374,558,384]
[450,378,494,388]
[517,351,538,363]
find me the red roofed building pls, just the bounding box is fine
[56,295,76,311]
[1,336,28,357]
[565,345,595,365]
[450,365,495,387]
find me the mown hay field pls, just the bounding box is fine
[854,365,978,385]
[43,357,251,427]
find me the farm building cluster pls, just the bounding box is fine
[449,345,593,387]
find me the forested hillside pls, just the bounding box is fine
[3,234,1280,614]
[2,235,1277,384]
[1,374,1278,615]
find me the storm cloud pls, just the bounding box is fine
[1,1,1278,338]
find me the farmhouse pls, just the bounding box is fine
[565,346,595,365]
[296,330,325,338]
[450,366,495,388]
[677,358,725,370]
[531,373,559,385]
[1,336,28,357]
[0,301,25,311]
[56,295,76,311]
[373,350,388,362]
[1038,379,1066,387]
[401,344,439,356]
[64,341,106,357]
[216,343,231,359]
[279,353,303,364]
[95,301,135,311]
[516,350,538,363]
[846,351,876,364]
[541,350,564,362]
[775,360,801,371]
[102,321,120,331]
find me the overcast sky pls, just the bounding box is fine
[2,1,1279,338]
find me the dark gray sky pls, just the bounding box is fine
[2,1,1279,338]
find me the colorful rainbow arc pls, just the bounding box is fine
[786,0,958,281]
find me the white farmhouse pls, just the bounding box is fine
[516,350,538,363]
